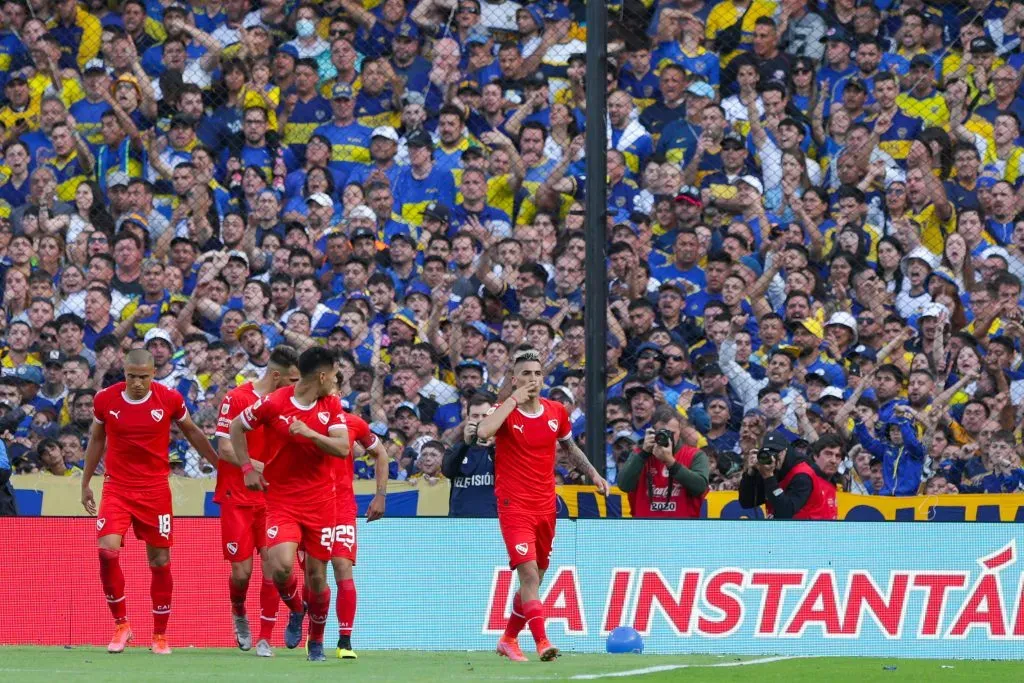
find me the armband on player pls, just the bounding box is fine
[240,462,254,476]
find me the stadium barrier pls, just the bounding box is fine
[11,475,1024,521]
[2,517,1023,658]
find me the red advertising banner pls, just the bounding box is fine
[2,518,266,647]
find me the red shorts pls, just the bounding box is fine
[266,500,335,562]
[97,485,173,548]
[498,508,556,570]
[220,503,267,561]
[330,499,358,563]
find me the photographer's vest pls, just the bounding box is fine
[767,461,838,520]
[627,446,706,519]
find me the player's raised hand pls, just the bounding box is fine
[243,467,267,492]
[81,484,96,515]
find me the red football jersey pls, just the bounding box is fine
[94,382,188,490]
[239,386,347,504]
[494,398,572,510]
[214,382,266,507]
[333,412,379,515]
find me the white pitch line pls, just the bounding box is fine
[570,655,803,680]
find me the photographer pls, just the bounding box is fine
[618,405,710,518]
[739,433,841,520]
[442,393,497,517]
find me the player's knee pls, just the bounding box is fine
[231,562,253,583]
[517,563,541,591]
[97,535,121,551]
[270,564,292,584]
[148,553,170,569]
[332,559,353,582]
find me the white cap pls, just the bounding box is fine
[307,192,334,208]
[371,126,399,142]
[980,246,1011,264]
[550,385,575,404]
[144,327,173,346]
[349,204,376,221]
[242,13,268,30]
[736,175,764,196]
[920,302,950,320]
[227,250,249,268]
[826,311,858,343]
[819,387,845,402]
[900,246,939,274]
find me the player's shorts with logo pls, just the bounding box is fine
[498,504,555,570]
[220,503,267,560]
[96,484,174,547]
[265,499,336,561]
[330,498,358,563]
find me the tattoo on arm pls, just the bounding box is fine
[562,439,594,476]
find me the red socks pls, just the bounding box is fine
[99,548,127,624]
[503,592,526,639]
[523,599,547,644]
[337,579,356,636]
[275,574,304,613]
[258,578,279,642]
[229,576,249,617]
[307,589,331,643]
[150,563,173,636]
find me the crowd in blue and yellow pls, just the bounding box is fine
[0,0,1024,500]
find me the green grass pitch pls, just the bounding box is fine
[0,647,1019,682]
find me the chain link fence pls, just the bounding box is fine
[0,0,1022,499]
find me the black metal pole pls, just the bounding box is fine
[583,1,608,478]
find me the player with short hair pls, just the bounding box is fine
[214,345,301,655]
[227,347,350,663]
[329,401,389,659]
[81,348,220,655]
[476,348,609,662]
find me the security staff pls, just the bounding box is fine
[618,405,710,518]
[442,392,497,517]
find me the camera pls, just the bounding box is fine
[757,447,780,465]
[654,429,674,450]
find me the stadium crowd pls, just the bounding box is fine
[1,0,1024,509]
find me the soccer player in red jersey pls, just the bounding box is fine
[227,347,350,663]
[330,408,388,659]
[80,348,220,655]
[214,345,300,655]
[477,349,609,662]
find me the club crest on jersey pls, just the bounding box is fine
[226,542,238,555]
[151,408,164,422]
[515,543,528,556]
[547,419,558,432]
[318,411,329,425]
[267,526,279,540]
[96,518,106,531]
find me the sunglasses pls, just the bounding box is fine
[458,5,480,13]
[329,28,353,37]
[39,333,56,341]
[665,354,685,362]
[569,210,586,216]
[794,67,812,74]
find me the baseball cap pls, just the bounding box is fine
[84,58,107,75]
[971,36,997,53]
[462,321,493,339]
[350,226,376,241]
[736,175,764,195]
[331,83,354,100]
[550,385,575,403]
[518,5,545,28]
[624,384,654,401]
[697,361,723,377]
[760,432,789,452]
[674,185,702,206]
[820,25,854,44]
[121,212,149,230]
[805,368,829,385]
[406,129,433,148]
[826,311,858,338]
[423,201,450,222]
[371,126,399,143]
[465,24,491,45]
[910,54,934,70]
[844,77,867,92]
[395,401,421,419]
[402,92,426,107]
[819,387,845,403]
[15,365,43,385]
[847,345,878,362]
[276,44,299,60]
[235,320,262,340]
[170,113,196,129]
[636,341,664,358]
[395,18,420,40]
[242,13,269,30]
[900,246,939,274]
[920,302,950,320]
[790,318,824,339]
[143,327,173,346]
[524,71,549,89]
[405,281,432,300]
[43,350,65,367]
[107,170,131,188]
[456,358,486,374]
[686,81,715,99]
[227,250,250,268]
[613,430,638,444]
[389,308,418,330]
[458,79,481,94]
[389,229,416,246]
[721,132,745,149]
[738,254,763,278]
[306,192,334,209]
[349,204,376,221]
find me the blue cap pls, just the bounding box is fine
[463,321,494,339]
[518,5,545,28]
[636,342,664,358]
[395,19,420,40]
[739,255,763,278]
[331,83,354,100]
[277,44,299,60]
[405,281,432,299]
[465,24,491,45]
[543,2,571,21]
[14,365,43,384]
[389,308,418,329]
[820,25,854,44]
[978,165,1001,189]
[847,344,878,362]
[686,81,715,99]
[456,358,486,373]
